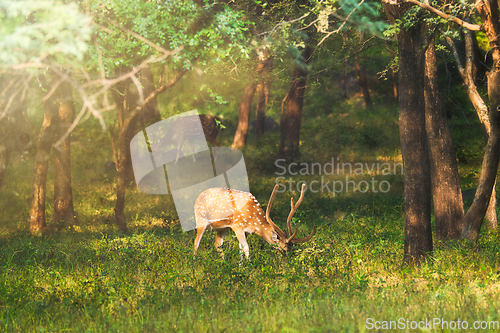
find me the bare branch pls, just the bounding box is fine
[441,32,466,78]
[405,0,482,31]
[123,68,188,132]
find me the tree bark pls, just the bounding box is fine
[444,34,498,232]
[232,83,256,149]
[52,78,78,226]
[30,77,57,234]
[461,69,500,240]
[424,37,464,240]
[385,2,433,263]
[460,0,500,239]
[392,67,398,101]
[279,47,311,159]
[139,64,162,127]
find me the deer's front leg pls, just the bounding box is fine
[233,228,250,261]
[215,229,228,259]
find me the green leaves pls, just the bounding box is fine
[0,0,92,68]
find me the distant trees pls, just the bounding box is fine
[279,45,312,159]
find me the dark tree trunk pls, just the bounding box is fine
[424,37,464,240]
[30,79,57,234]
[385,3,433,263]
[355,56,372,109]
[112,76,139,231]
[232,83,256,149]
[279,47,311,159]
[139,64,162,127]
[52,79,78,226]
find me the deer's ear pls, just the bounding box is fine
[271,231,279,243]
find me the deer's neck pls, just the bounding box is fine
[243,214,276,245]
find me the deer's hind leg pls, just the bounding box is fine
[193,219,208,256]
[214,228,228,259]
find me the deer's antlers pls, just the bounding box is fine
[266,184,316,244]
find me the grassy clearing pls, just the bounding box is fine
[1,201,500,332]
[1,99,499,332]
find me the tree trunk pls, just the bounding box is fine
[232,83,256,149]
[385,2,433,263]
[355,56,372,109]
[485,188,497,230]
[52,79,78,226]
[279,47,311,159]
[392,67,398,101]
[461,0,500,238]
[112,76,140,231]
[461,69,500,240]
[424,37,464,240]
[113,69,187,230]
[440,9,500,238]
[30,80,56,234]
[114,125,129,231]
[139,64,162,127]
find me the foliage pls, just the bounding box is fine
[88,0,252,74]
[0,0,92,68]
[315,0,388,37]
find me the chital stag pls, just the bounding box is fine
[193,184,315,260]
[171,114,221,162]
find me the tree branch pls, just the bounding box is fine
[122,68,188,132]
[405,0,482,31]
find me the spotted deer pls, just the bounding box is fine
[171,114,222,162]
[193,184,315,260]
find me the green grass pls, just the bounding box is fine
[1,202,500,332]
